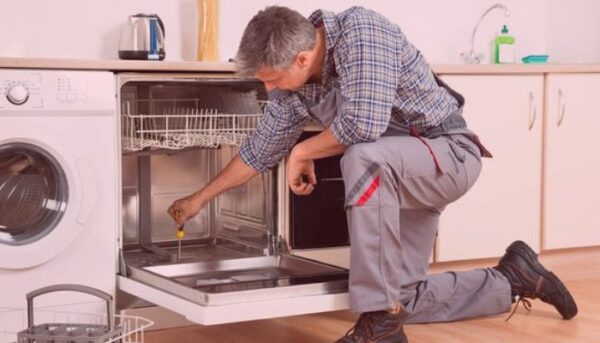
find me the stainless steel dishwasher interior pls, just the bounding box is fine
[118,76,348,308]
[125,255,348,306]
[120,79,275,262]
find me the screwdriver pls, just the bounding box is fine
[174,210,185,262]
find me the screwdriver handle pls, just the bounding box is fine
[174,209,185,239]
[176,227,185,240]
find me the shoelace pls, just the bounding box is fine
[505,296,532,322]
[344,312,382,341]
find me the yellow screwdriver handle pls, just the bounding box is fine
[174,209,185,239]
[176,227,185,240]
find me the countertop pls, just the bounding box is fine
[3,57,600,74]
[0,57,237,73]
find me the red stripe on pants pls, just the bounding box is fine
[356,176,380,206]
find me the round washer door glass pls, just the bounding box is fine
[0,143,69,245]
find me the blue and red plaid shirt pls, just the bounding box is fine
[239,6,460,172]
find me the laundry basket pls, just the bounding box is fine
[6,284,153,343]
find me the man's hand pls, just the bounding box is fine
[286,129,347,195]
[167,154,259,226]
[168,193,206,226]
[287,148,317,195]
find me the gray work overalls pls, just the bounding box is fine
[300,75,512,323]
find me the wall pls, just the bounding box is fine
[0,0,196,60]
[546,0,600,63]
[220,0,547,64]
[0,0,597,64]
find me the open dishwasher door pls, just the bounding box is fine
[116,72,349,325]
[117,254,349,325]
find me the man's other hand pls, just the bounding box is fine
[287,149,317,195]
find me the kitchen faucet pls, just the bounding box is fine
[461,3,511,64]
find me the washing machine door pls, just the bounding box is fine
[0,141,79,269]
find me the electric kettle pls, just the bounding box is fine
[118,13,166,60]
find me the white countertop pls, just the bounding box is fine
[0,57,237,73]
[432,63,600,74]
[3,57,600,74]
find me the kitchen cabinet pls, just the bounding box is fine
[436,75,543,261]
[296,73,600,264]
[544,74,600,249]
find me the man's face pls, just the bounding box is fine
[255,54,313,92]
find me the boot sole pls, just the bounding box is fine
[506,240,578,319]
[379,337,408,343]
[377,331,409,343]
[338,327,408,343]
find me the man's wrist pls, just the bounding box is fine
[291,143,310,161]
[190,190,207,207]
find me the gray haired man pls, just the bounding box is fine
[169,6,577,342]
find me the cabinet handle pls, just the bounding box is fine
[528,92,537,131]
[558,89,566,127]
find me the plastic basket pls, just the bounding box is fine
[0,285,153,343]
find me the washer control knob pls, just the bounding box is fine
[6,84,29,105]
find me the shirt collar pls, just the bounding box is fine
[308,9,340,90]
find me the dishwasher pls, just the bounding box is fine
[115,71,350,325]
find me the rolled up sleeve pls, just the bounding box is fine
[329,8,399,145]
[239,94,309,172]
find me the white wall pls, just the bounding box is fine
[0,0,198,60]
[546,0,600,63]
[220,0,547,64]
[0,0,597,64]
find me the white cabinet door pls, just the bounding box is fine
[544,74,600,249]
[437,75,543,261]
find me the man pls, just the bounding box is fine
[168,6,577,342]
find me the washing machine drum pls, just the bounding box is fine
[0,144,68,246]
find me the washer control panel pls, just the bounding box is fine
[1,72,42,108]
[55,74,89,104]
[6,83,31,105]
[0,69,115,114]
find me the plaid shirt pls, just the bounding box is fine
[239,6,460,172]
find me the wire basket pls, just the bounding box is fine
[0,285,153,343]
[1,310,152,343]
[121,98,267,152]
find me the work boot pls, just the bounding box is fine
[494,240,578,320]
[335,311,408,343]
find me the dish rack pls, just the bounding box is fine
[0,285,153,343]
[121,98,268,152]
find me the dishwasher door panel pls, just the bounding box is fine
[118,253,349,325]
[118,274,349,325]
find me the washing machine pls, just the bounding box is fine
[0,69,118,336]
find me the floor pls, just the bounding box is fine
[144,247,600,343]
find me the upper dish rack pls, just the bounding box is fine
[121,97,268,152]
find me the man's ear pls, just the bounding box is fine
[295,51,311,69]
